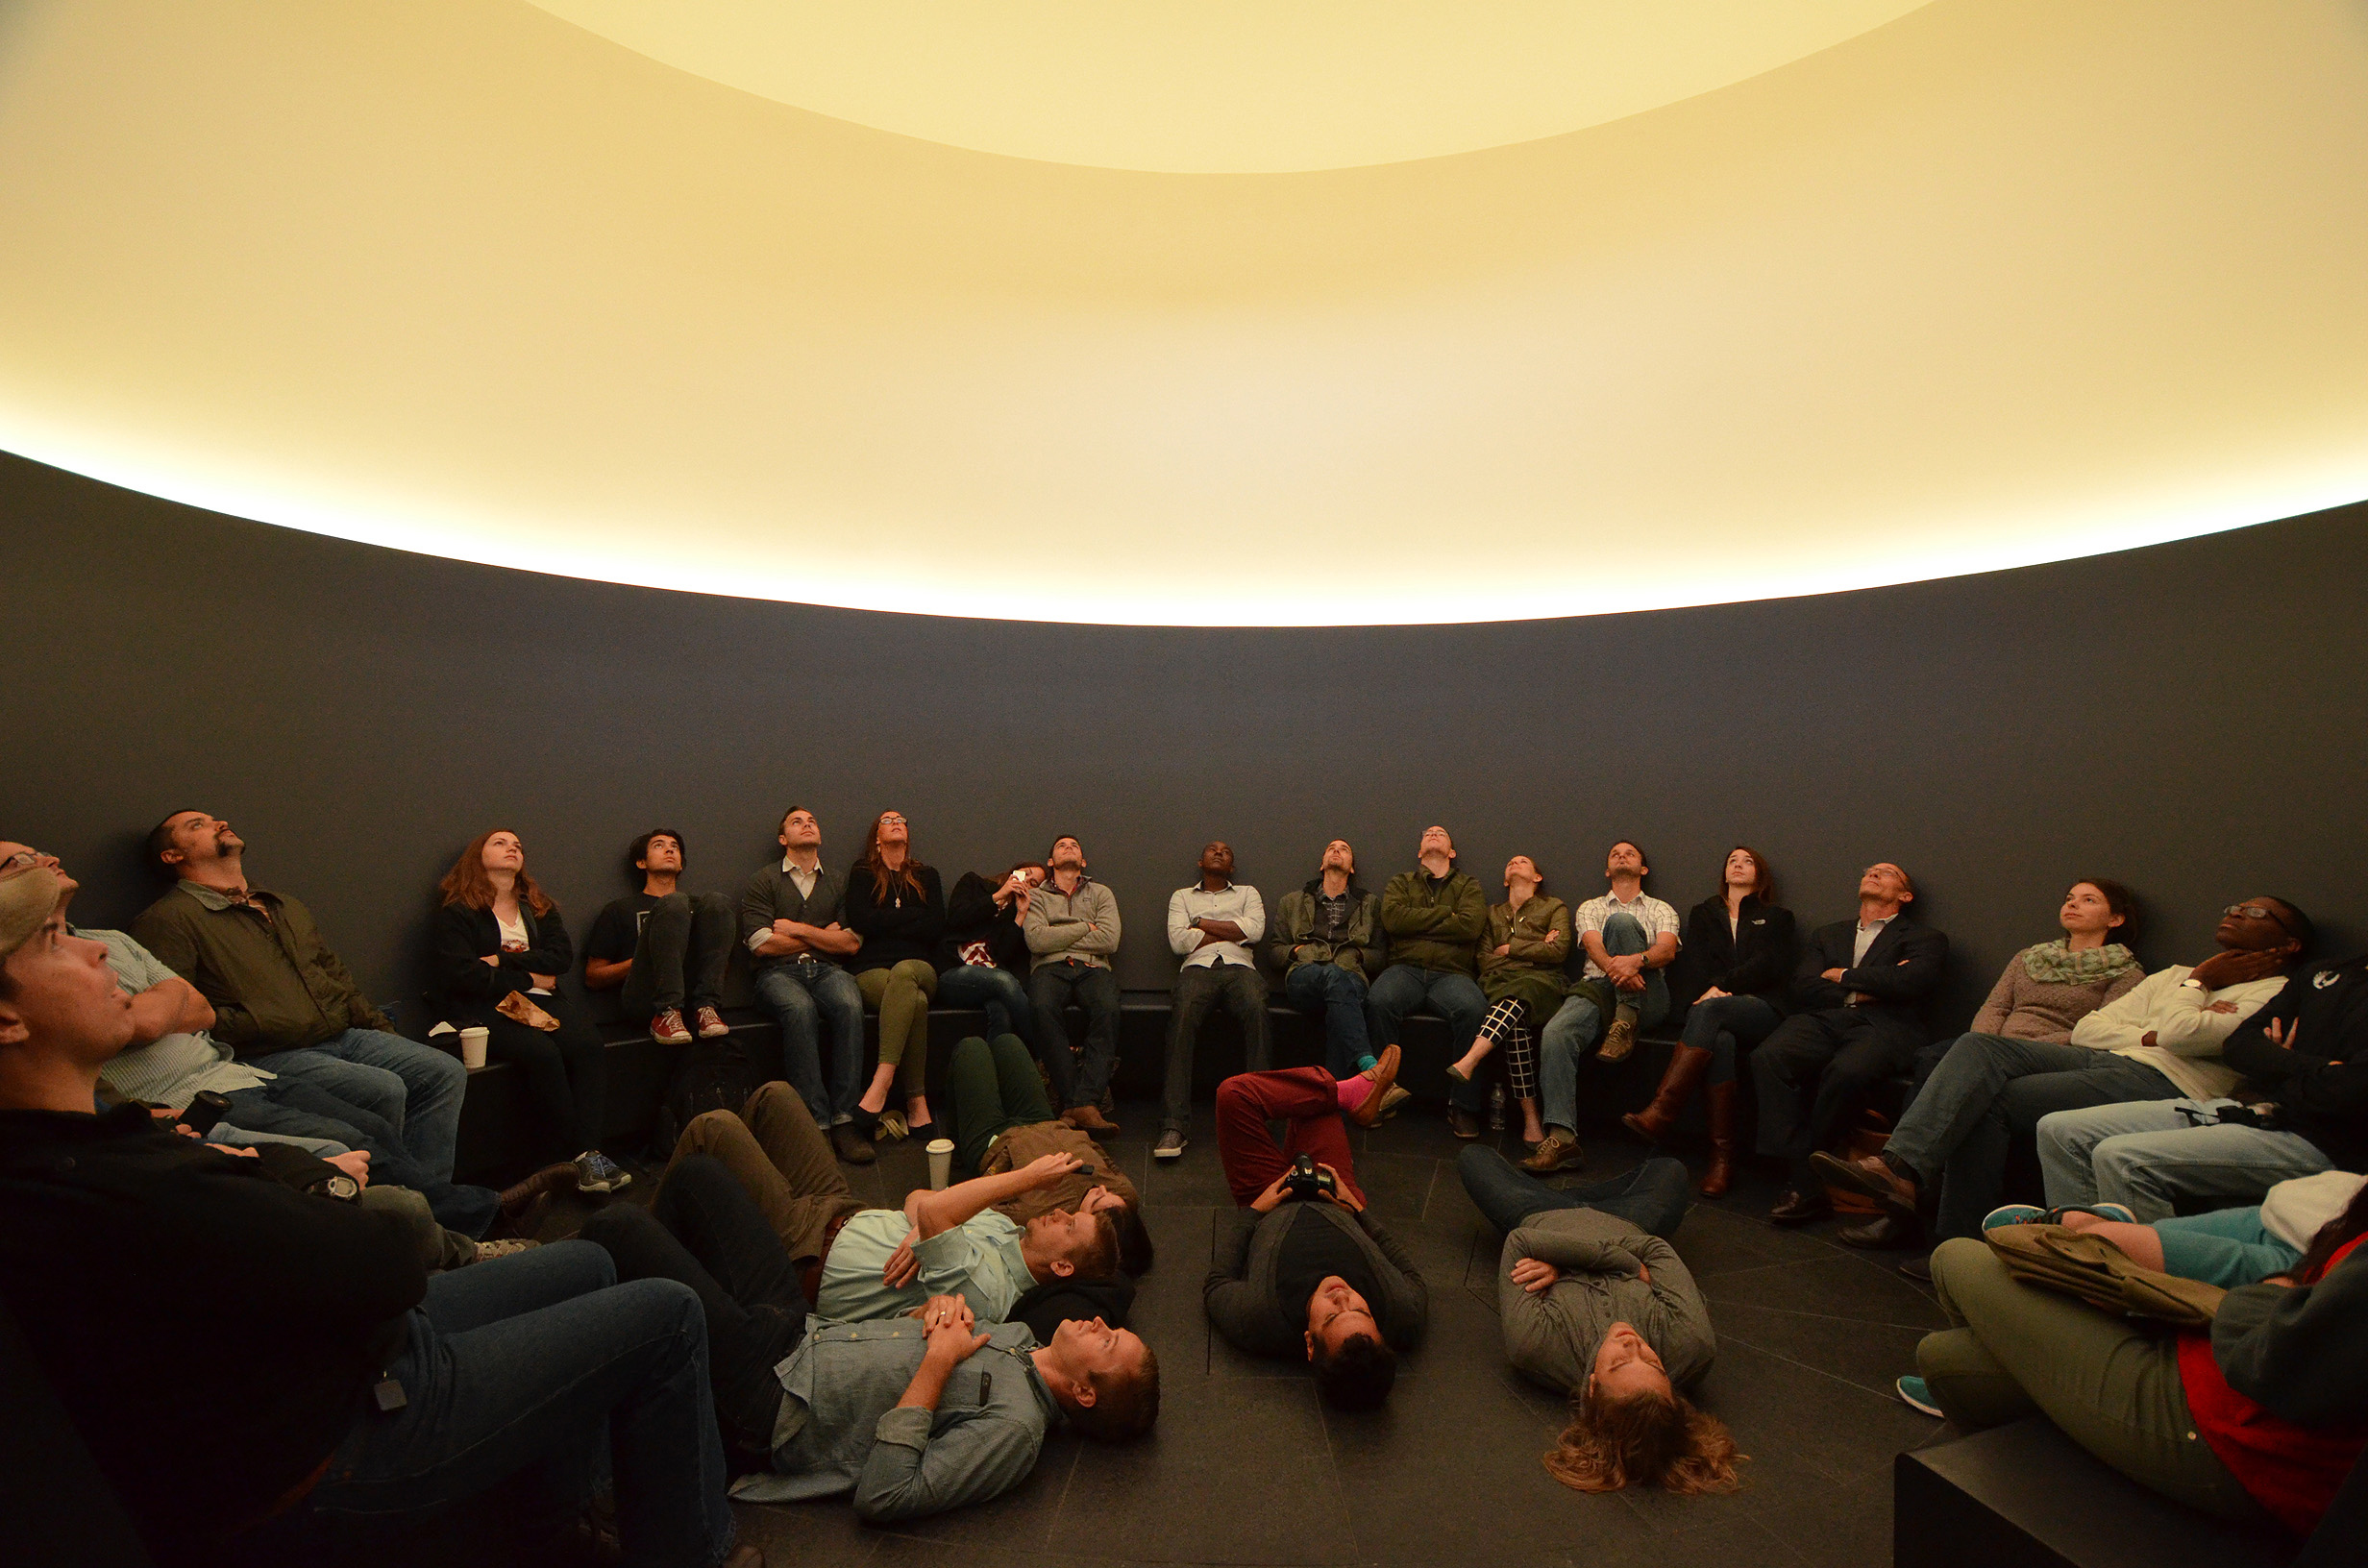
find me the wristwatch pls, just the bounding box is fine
[2179,977,2208,992]
[314,1173,362,1202]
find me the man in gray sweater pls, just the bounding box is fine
[741,807,869,1162]
[1024,836,1123,1133]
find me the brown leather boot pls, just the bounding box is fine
[1621,1043,1712,1144]
[1698,1080,1739,1197]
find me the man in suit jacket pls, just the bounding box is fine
[1203,1067,1427,1410]
[1752,862,1948,1223]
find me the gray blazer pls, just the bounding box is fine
[1497,1209,1714,1395]
[1204,1202,1428,1358]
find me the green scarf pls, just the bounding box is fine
[2020,939,2140,987]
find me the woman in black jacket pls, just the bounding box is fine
[1622,846,1796,1196]
[843,811,948,1140]
[938,859,1044,1043]
[433,829,625,1192]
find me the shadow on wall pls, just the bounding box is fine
[6,449,2364,1030]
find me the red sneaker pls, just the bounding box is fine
[695,1005,729,1039]
[650,1009,693,1045]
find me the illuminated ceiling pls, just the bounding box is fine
[0,0,2364,626]
[518,0,1938,173]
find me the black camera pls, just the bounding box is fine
[1280,1153,1337,1203]
[178,1090,232,1137]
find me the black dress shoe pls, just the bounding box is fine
[1446,1108,1484,1139]
[1898,1254,1935,1284]
[1767,1188,1832,1225]
[1837,1213,1919,1250]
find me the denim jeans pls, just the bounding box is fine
[1539,914,1669,1135]
[935,963,1032,1043]
[2036,1098,2333,1221]
[1285,964,1373,1077]
[1365,964,1487,1111]
[1883,1034,2179,1241]
[210,1124,350,1157]
[259,1027,468,1184]
[580,1157,812,1466]
[1677,993,1782,1086]
[753,960,866,1124]
[1455,1146,1693,1240]
[1028,961,1122,1109]
[304,1242,735,1568]
[228,1050,502,1237]
[1164,961,1271,1134]
[623,893,735,1017]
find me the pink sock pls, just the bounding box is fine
[1336,1073,1373,1114]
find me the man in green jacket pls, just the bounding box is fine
[129,809,489,1231]
[1366,825,1491,1138]
[1263,839,1389,1082]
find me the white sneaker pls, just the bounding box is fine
[1153,1131,1187,1161]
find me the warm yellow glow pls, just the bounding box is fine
[520,0,1937,174]
[1,0,2365,626]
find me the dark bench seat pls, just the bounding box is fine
[1894,1417,2293,1568]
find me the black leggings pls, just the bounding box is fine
[481,1005,607,1161]
[578,1155,809,1462]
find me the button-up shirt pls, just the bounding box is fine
[817,1209,1034,1327]
[1574,891,1679,979]
[731,1319,1055,1520]
[79,926,273,1110]
[1852,914,1895,967]
[1167,882,1267,970]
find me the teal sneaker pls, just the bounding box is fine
[1896,1375,1943,1418]
[1982,1204,2044,1232]
[2048,1203,2135,1225]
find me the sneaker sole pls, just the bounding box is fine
[1153,1145,1186,1161]
[1896,1380,1944,1417]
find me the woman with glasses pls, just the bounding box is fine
[1816,892,2306,1257]
[843,811,946,1142]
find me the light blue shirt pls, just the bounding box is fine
[816,1208,1034,1326]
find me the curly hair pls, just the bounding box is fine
[1543,1383,1743,1495]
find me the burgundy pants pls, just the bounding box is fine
[1214,1067,1366,1209]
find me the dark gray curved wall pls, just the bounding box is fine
[8,449,2363,1028]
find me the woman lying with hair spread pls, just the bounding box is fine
[1457,1147,1742,1494]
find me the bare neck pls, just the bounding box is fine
[1723,888,1748,916]
[1320,869,1351,897]
[181,857,247,895]
[1506,882,1538,910]
[643,871,679,897]
[1607,873,1642,902]
[0,1055,105,1115]
[1859,896,1903,924]
[1418,854,1452,879]
[783,847,821,872]
[2064,929,2108,952]
[1052,869,1083,894]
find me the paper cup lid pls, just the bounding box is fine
[925,1138,956,1153]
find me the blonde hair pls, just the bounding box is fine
[1543,1382,1743,1495]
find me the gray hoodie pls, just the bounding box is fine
[1496,1209,1714,1396]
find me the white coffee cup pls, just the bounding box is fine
[926,1138,956,1190]
[458,1025,489,1070]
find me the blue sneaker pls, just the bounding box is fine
[1982,1204,2044,1232]
[573,1149,633,1195]
[2049,1203,2135,1225]
[1896,1375,1943,1417]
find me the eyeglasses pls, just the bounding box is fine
[2223,903,2301,937]
[1,849,46,874]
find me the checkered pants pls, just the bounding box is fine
[1479,997,1538,1099]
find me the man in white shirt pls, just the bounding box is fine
[1526,843,1680,1173]
[1157,842,1270,1162]
[741,808,870,1163]
[1817,895,2305,1253]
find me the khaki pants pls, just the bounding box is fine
[855,960,938,1092]
[1917,1237,2264,1522]
[667,1082,867,1263]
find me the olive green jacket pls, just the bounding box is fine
[1262,880,1386,981]
[130,883,395,1056]
[1378,868,1487,976]
[1478,896,1573,1018]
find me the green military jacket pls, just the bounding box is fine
[1262,879,1386,981]
[1378,868,1487,976]
[129,883,394,1056]
[1478,896,1574,1018]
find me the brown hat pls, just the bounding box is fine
[0,865,65,965]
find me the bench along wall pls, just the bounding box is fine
[8,449,2365,1040]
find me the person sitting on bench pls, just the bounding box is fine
[581,1162,1160,1519]
[1912,1179,2368,1536]
[582,827,735,1047]
[1203,1065,1424,1410]
[1985,1169,2365,1291]
[1455,1147,1738,1493]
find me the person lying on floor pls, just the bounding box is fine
[946,1031,1155,1275]
[626,1077,1123,1326]
[1203,1062,1425,1411]
[1909,1179,2368,1537]
[1456,1147,1740,1494]
[0,863,754,1568]
[580,1158,1159,1520]
[1982,1168,2365,1290]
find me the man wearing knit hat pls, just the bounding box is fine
[0,859,761,1568]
